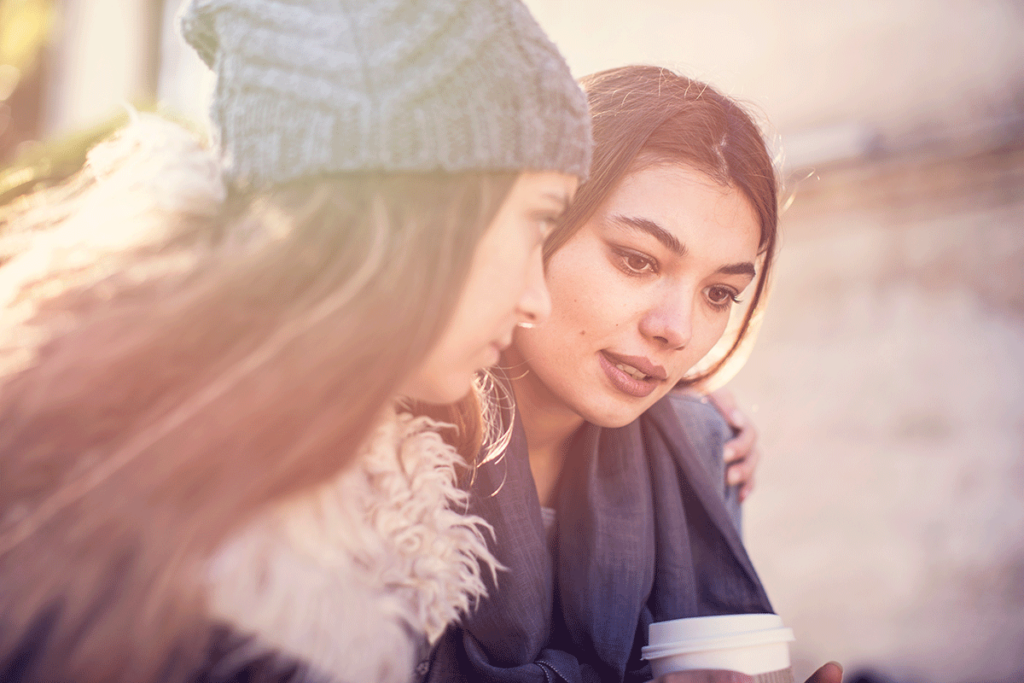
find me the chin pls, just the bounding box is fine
[575,395,653,429]
[592,414,639,429]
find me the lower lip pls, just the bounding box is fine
[598,351,659,398]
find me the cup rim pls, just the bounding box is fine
[641,626,794,661]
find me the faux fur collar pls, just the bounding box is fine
[205,409,500,683]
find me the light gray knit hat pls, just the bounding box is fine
[178,0,592,188]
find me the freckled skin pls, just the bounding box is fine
[510,163,761,429]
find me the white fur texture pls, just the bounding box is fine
[206,409,501,683]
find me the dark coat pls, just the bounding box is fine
[425,393,773,683]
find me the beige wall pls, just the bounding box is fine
[526,0,1024,163]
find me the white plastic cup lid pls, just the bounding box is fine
[642,613,794,663]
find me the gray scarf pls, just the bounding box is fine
[427,393,773,683]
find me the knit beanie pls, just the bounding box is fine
[178,0,592,189]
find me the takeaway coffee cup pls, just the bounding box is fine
[641,613,795,683]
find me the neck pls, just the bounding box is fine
[503,346,585,507]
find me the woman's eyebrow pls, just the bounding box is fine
[609,214,756,278]
[718,262,756,278]
[609,214,686,256]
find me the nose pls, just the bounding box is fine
[638,288,693,349]
[515,247,552,327]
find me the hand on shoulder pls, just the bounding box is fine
[707,388,762,503]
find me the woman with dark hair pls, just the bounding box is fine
[427,66,841,683]
[0,1,592,682]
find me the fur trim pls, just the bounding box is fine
[206,408,501,683]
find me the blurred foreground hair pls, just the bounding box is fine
[0,116,513,682]
[547,65,780,388]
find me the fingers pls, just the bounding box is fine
[654,670,754,683]
[723,417,755,464]
[711,388,756,467]
[710,387,761,502]
[804,661,844,683]
[738,479,755,504]
[726,443,760,501]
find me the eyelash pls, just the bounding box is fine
[613,246,743,312]
[612,247,658,276]
[705,285,742,312]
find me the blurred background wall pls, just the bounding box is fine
[1,1,1022,681]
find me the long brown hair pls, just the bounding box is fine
[0,123,515,682]
[546,65,780,387]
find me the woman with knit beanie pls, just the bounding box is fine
[0,1,591,682]
[426,66,843,683]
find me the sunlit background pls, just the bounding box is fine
[1,1,1022,682]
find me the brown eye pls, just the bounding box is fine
[705,285,739,309]
[611,247,657,276]
[707,287,729,303]
[625,254,653,273]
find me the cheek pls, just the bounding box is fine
[465,239,531,332]
[512,254,593,366]
[544,244,623,337]
[545,274,586,333]
[691,306,733,357]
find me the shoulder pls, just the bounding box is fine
[659,391,732,449]
[205,410,499,683]
[654,391,742,530]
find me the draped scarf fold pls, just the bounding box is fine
[427,394,773,683]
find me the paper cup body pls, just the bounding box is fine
[642,614,794,678]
